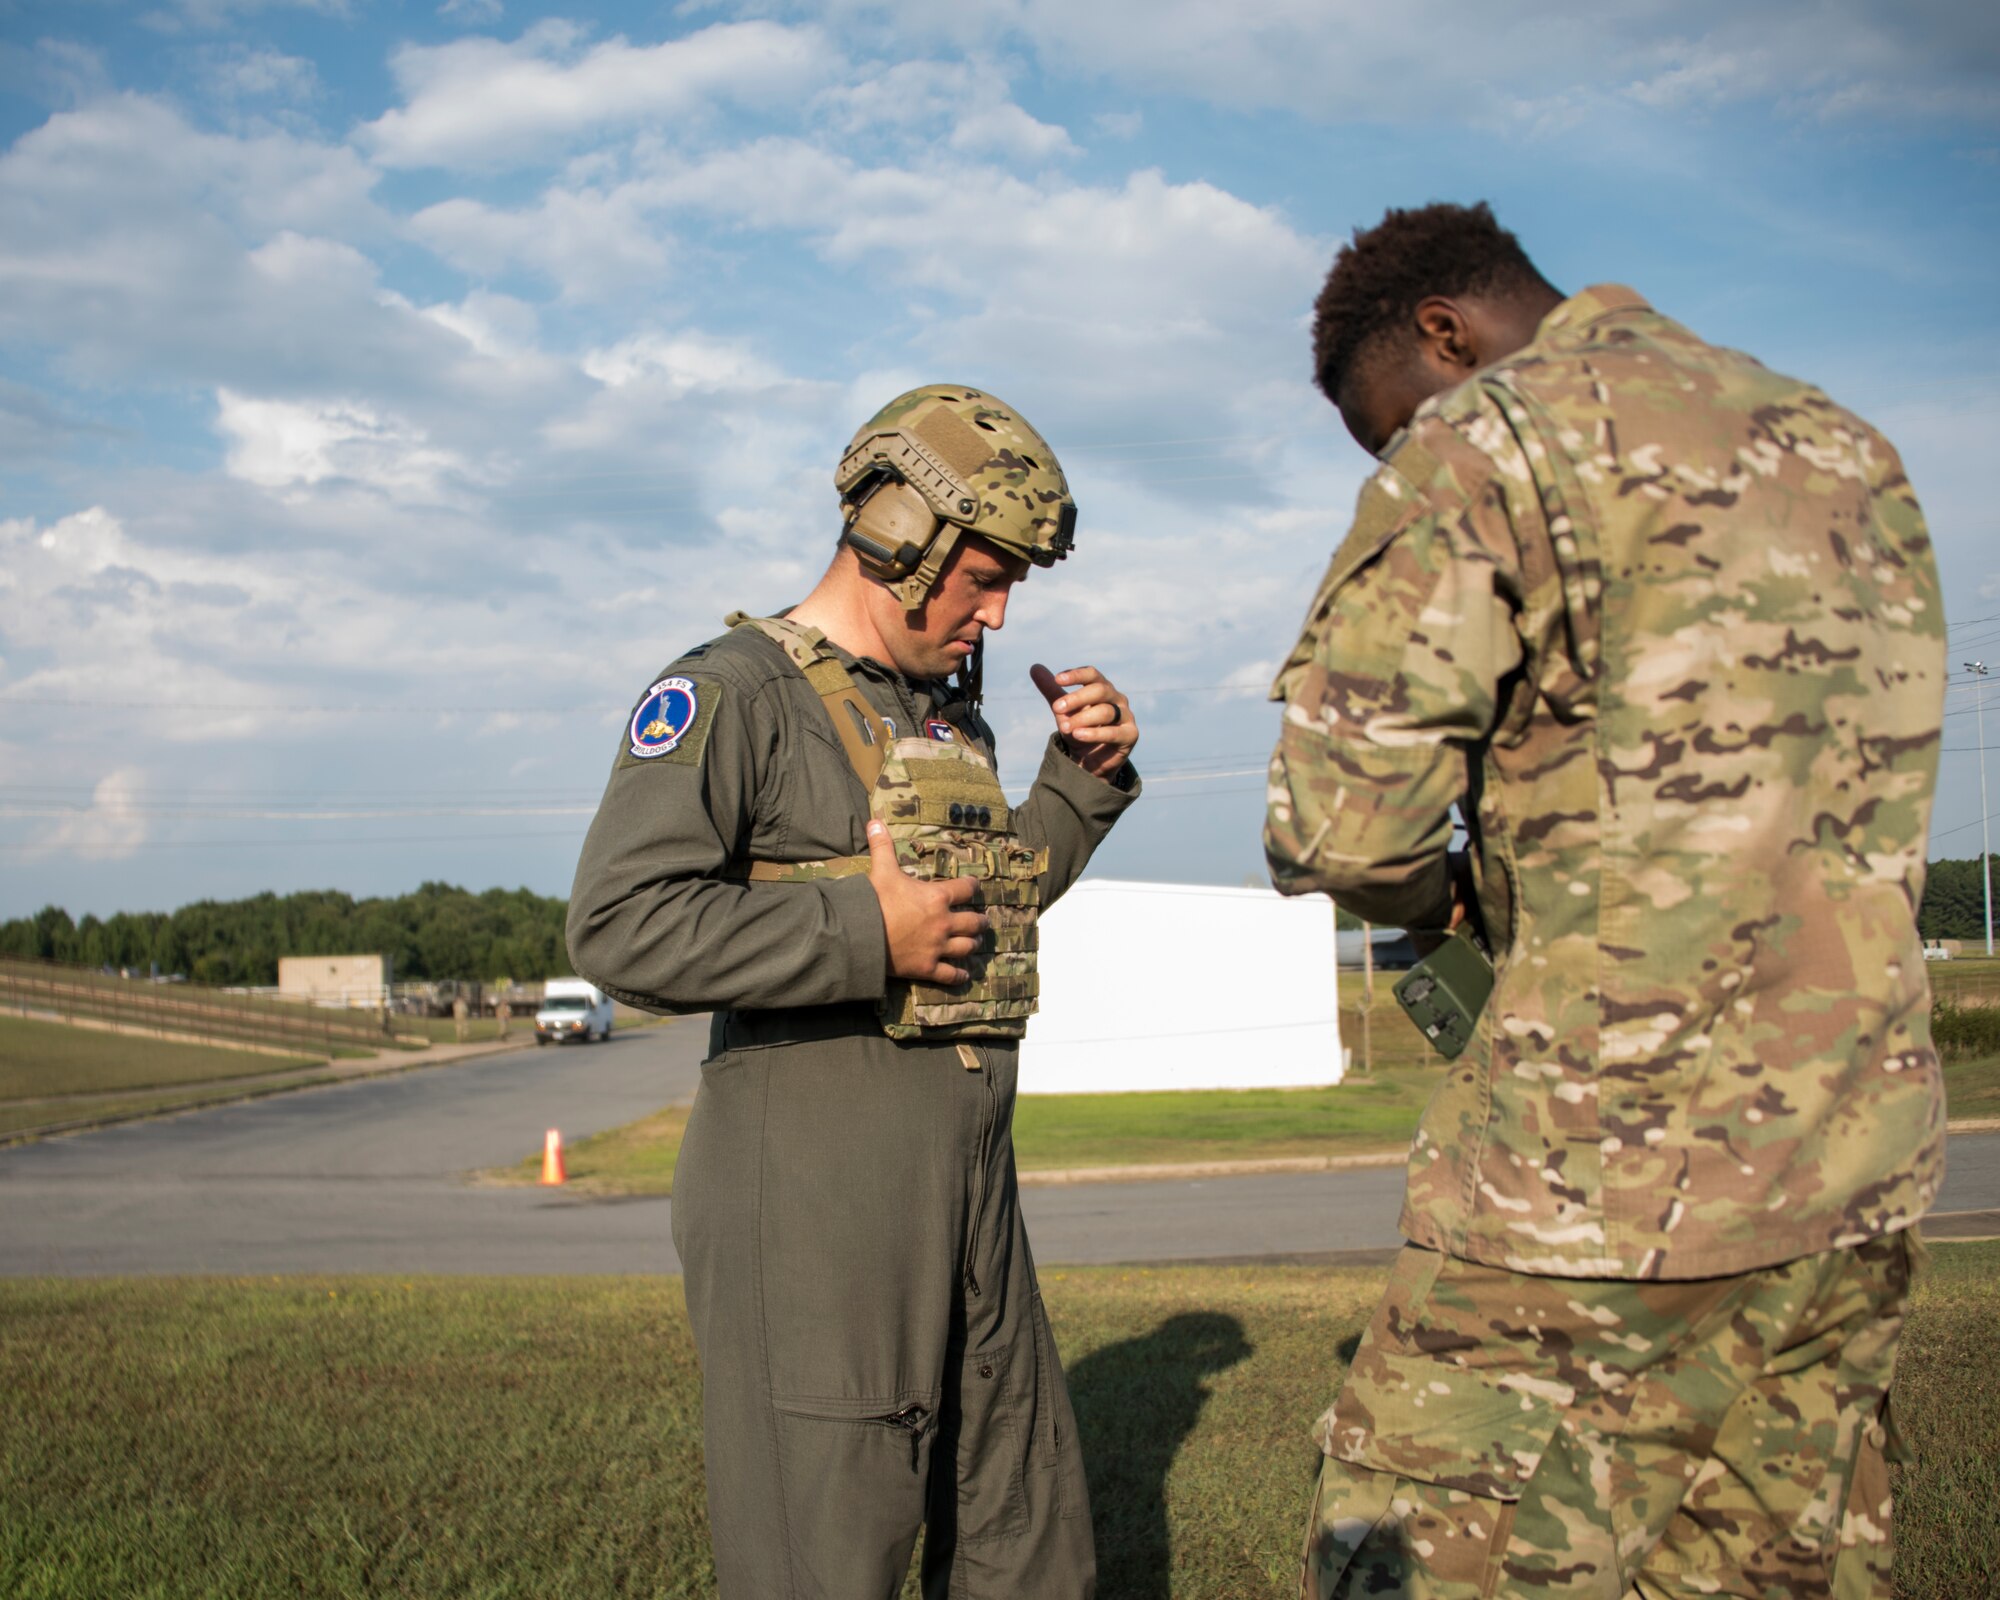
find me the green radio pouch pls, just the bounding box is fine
[1392,924,1494,1060]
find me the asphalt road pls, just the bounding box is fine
[3,1027,1997,1275]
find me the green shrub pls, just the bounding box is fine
[1931,998,2000,1063]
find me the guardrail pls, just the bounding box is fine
[0,959,428,1056]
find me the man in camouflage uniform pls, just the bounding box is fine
[1266,203,1945,1598]
[569,386,1139,1599]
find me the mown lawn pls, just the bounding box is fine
[1011,1069,1440,1170]
[0,1014,317,1102]
[0,1082,350,1140]
[1943,1052,2000,1118]
[487,1102,693,1193]
[1,1245,1993,1599]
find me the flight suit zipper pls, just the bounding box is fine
[962,1044,996,1298]
[878,1403,929,1473]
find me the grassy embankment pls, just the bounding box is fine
[2,1242,1994,1599]
[0,1015,325,1139]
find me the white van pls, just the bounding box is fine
[535,978,614,1045]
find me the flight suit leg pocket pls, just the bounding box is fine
[769,1393,936,1591]
[1029,1292,1090,1522]
[942,1344,1028,1546]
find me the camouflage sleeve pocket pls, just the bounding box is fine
[1270,460,1432,702]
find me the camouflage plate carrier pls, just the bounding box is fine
[729,613,1046,1041]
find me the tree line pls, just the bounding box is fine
[1,857,1992,988]
[1918,855,1999,944]
[0,883,575,987]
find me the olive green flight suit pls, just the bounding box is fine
[568,620,1138,1600]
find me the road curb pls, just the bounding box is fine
[1019,1150,1408,1187]
[1019,1119,2000,1189]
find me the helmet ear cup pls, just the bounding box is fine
[843,477,942,581]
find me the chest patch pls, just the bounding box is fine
[924,719,957,742]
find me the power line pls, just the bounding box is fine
[0,827,588,854]
[1930,806,2000,843]
[0,682,1279,714]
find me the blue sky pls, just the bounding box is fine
[2,0,1997,919]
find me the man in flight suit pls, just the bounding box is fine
[568,385,1139,1599]
[1267,204,1945,1598]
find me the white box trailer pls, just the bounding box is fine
[535,978,613,1045]
[1019,879,1343,1095]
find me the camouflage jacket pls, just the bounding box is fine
[1266,285,1947,1279]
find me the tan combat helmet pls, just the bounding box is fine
[835,385,1076,611]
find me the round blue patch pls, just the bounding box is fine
[629,676,699,758]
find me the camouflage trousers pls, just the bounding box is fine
[1301,1232,1922,1599]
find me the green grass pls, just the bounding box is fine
[1942,1053,2000,1118]
[1,1247,1993,1599]
[1887,1241,2000,1596]
[1012,1070,1440,1171]
[0,1014,317,1102]
[485,1103,692,1193]
[0,1079,345,1139]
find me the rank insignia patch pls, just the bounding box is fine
[629,677,700,758]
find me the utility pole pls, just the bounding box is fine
[1970,661,1993,957]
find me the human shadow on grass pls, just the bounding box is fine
[1066,1311,1254,1600]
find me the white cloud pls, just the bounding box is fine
[360,19,840,168]
[214,390,481,501]
[581,331,787,392]
[947,100,1075,162]
[207,47,320,104]
[439,0,504,21]
[40,770,151,862]
[146,0,352,30]
[409,185,674,298]
[786,0,2000,127]
[646,142,1323,453]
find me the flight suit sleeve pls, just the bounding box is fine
[1264,450,1523,930]
[1011,735,1141,910]
[566,667,887,1013]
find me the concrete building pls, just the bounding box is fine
[277,954,391,1009]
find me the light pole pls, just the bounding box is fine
[1970,661,1993,957]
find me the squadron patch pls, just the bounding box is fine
[628,677,701,759]
[924,719,957,742]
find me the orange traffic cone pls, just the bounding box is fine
[540,1127,567,1186]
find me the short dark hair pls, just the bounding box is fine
[1310,202,1555,402]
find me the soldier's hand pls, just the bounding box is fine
[866,820,987,986]
[1032,663,1137,780]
